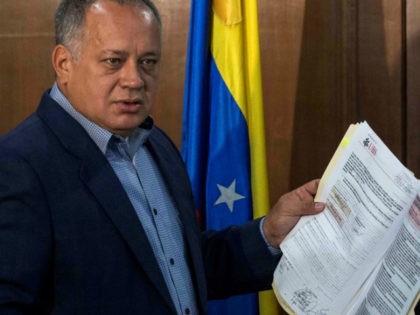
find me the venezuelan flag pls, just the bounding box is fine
[182,1,278,314]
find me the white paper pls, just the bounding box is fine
[354,195,420,315]
[272,122,419,315]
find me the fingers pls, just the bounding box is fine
[304,178,320,195]
[302,179,325,213]
[284,198,323,217]
[263,179,325,247]
[295,179,320,200]
[314,201,325,212]
[285,179,324,216]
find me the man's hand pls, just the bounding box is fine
[263,179,325,248]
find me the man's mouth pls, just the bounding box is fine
[115,99,143,112]
[121,98,141,105]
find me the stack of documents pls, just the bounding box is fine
[273,121,420,315]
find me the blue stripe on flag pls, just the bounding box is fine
[206,59,252,229]
[182,1,259,314]
[181,0,212,222]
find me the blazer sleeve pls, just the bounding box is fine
[201,219,280,299]
[0,151,53,314]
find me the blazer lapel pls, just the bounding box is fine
[36,92,175,312]
[78,150,176,311]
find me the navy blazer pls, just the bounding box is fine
[0,91,279,314]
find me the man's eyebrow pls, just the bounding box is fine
[100,49,161,57]
[101,50,128,57]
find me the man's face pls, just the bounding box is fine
[60,0,161,136]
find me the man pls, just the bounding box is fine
[0,0,324,314]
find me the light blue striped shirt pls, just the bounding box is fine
[50,83,197,315]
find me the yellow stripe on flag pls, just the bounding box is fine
[213,0,242,25]
[211,1,278,314]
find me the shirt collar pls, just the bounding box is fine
[49,82,154,156]
[112,118,154,159]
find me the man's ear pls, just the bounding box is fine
[52,44,73,85]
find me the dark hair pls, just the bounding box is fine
[55,0,161,55]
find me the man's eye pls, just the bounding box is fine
[140,59,158,67]
[106,58,122,66]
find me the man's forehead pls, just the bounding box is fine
[83,2,159,33]
[87,1,155,21]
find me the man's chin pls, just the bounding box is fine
[110,120,147,137]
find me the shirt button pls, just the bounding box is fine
[169,258,175,265]
[185,308,191,315]
[153,208,158,215]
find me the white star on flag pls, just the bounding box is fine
[214,179,245,212]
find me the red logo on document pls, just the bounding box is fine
[363,137,377,156]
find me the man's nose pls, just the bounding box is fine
[120,60,144,89]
